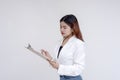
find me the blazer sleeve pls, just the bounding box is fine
[57,42,85,76]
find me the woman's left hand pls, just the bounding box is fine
[49,60,59,69]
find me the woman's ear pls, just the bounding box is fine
[71,29,74,35]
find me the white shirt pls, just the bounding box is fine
[54,36,85,76]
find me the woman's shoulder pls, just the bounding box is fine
[72,36,84,45]
[73,38,85,51]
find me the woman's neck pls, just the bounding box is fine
[62,34,73,46]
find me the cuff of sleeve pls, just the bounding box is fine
[57,64,70,75]
[57,64,63,75]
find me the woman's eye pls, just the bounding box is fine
[63,26,67,29]
[60,26,67,29]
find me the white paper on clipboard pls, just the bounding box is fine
[25,44,48,60]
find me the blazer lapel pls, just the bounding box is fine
[58,36,75,58]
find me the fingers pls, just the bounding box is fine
[41,49,46,53]
[49,60,56,65]
[41,49,51,57]
[41,49,52,61]
[41,49,49,55]
[49,60,58,65]
[41,49,47,55]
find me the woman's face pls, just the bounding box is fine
[60,21,73,38]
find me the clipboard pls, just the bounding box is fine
[25,44,49,60]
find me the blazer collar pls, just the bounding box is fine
[60,35,76,47]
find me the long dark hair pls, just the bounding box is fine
[60,14,84,42]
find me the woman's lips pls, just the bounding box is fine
[61,32,65,35]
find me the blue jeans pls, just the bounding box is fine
[60,75,82,80]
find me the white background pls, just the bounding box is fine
[0,0,119,80]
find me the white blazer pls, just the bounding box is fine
[54,36,85,76]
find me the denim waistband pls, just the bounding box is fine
[60,75,81,79]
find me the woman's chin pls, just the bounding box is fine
[63,36,68,38]
[61,34,65,37]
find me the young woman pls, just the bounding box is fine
[41,14,85,80]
